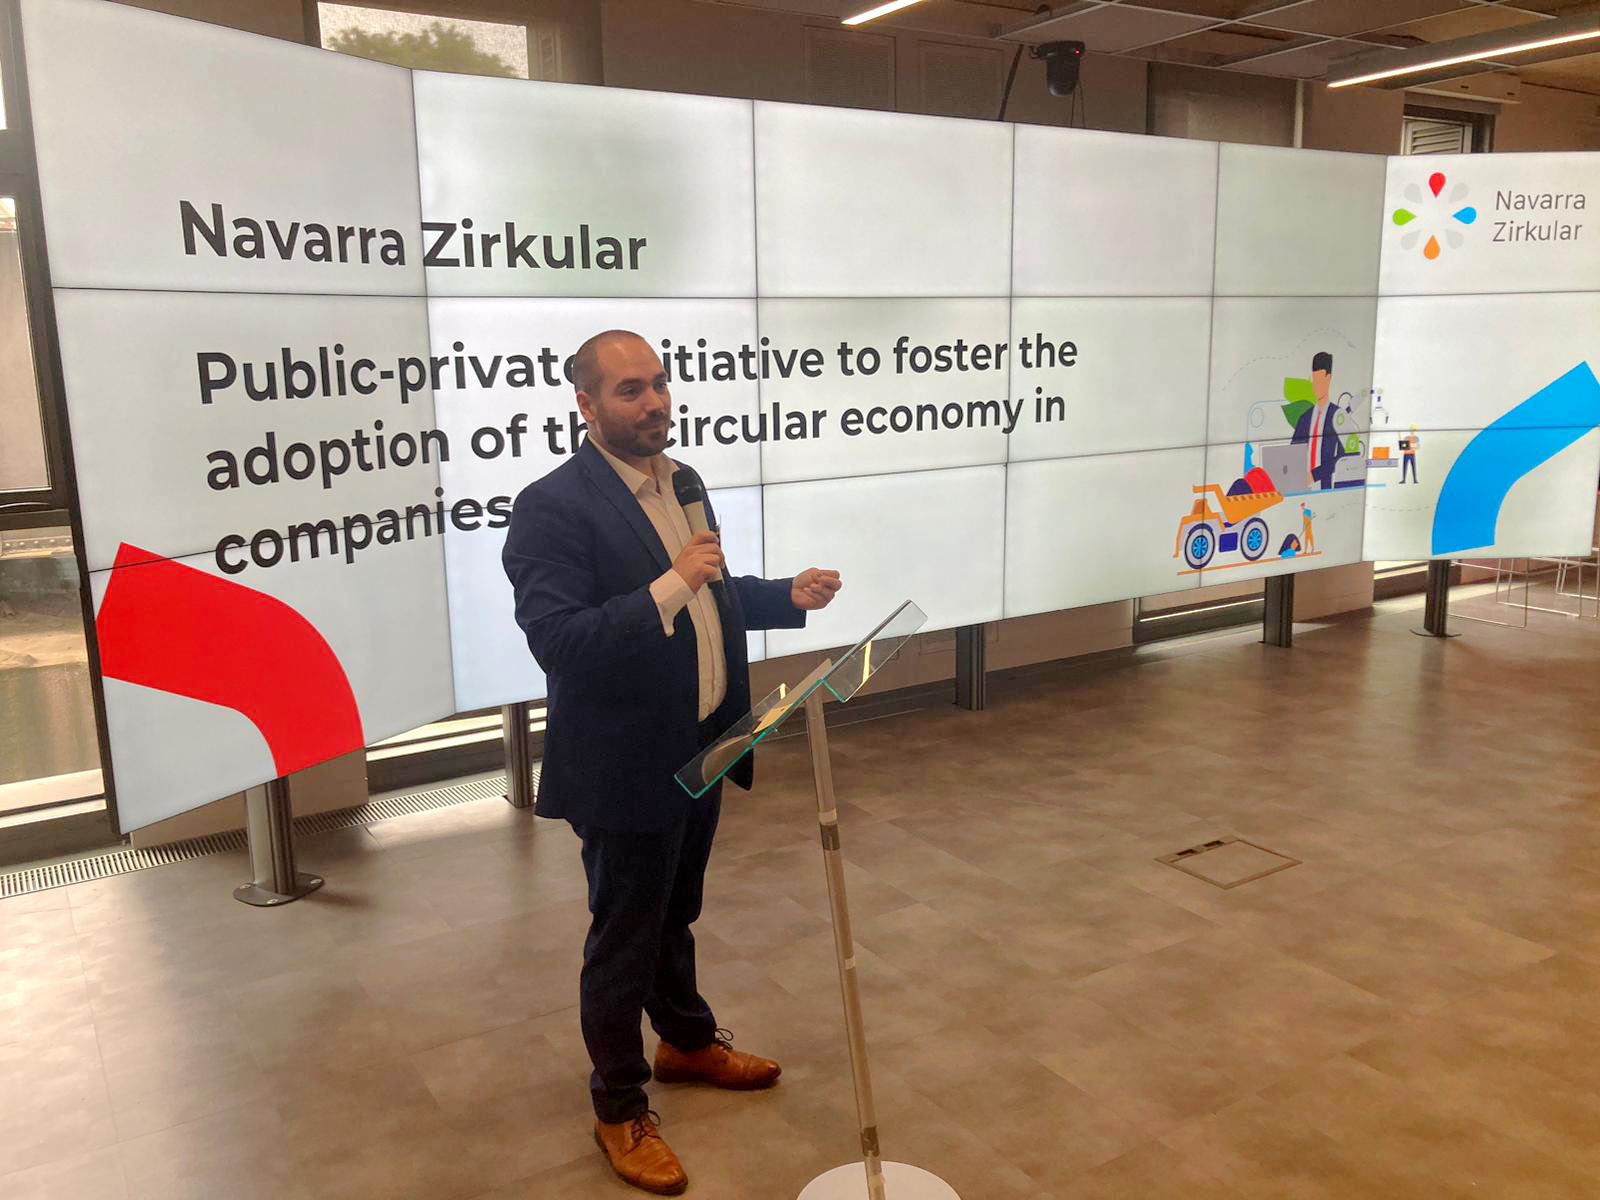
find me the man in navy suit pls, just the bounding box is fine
[503,329,841,1195]
[1291,351,1345,491]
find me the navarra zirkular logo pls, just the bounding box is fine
[1391,171,1478,261]
[1388,169,1472,260]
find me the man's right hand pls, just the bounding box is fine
[672,532,725,593]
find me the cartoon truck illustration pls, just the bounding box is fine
[1174,483,1283,570]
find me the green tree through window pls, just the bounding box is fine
[326,22,519,77]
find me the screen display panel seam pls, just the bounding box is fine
[50,287,1556,302]
[750,87,767,607]
[405,57,461,717]
[1200,140,1223,595]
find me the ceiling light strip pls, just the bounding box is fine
[842,0,930,27]
[1330,26,1600,88]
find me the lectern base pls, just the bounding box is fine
[233,873,323,907]
[798,1162,960,1200]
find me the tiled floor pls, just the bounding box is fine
[3,591,1600,1199]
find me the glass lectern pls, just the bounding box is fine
[678,601,960,1200]
[676,599,928,799]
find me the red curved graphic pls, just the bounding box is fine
[96,544,364,776]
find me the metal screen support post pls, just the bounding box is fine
[502,702,535,809]
[1264,574,1295,648]
[798,689,959,1200]
[1415,559,1460,638]
[234,777,323,907]
[954,623,987,711]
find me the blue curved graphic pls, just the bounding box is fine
[1432,362,1600,555]
[1453,206,1477,225]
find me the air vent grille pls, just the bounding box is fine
[1403,117,1471,156]
[0,770,531,900]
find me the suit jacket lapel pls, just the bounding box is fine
[577,439,672,575]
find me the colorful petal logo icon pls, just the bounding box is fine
[1392,171,1477,261]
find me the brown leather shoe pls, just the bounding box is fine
[654,1028,782,1090]
[594,1109,688,1196]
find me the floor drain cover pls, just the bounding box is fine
[1157,836,1300,889]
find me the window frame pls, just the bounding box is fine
[0,0,122,833]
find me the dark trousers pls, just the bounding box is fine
[572,783,722,1124]
[1401,455,1418,483]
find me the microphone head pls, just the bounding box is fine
[671,466,706,507]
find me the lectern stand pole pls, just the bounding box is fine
[804,687,887,1200]
[234,777,323,907]
[798,690,959,1200]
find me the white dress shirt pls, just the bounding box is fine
[593,442,728,721]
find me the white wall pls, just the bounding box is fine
[1305,82,1403,155]
[110,0,305,40]
[1497,83,1600,153]
[1148,62,1295,146]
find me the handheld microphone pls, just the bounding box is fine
[671,466,723,583]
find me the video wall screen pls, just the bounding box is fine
[22,0,1600,829]
[1365,154,1600,560]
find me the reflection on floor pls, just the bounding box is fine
[2,591,1599,1199]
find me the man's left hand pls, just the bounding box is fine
[791,568,842,611]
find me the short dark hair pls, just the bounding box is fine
[572,329,649,396]
[1312,351,1334,374]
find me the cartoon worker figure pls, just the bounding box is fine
[1399,425,1421,484]
[1291,352,1345,491]
[1300,502,1316,554]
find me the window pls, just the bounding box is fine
[1402,104,1493,155]
[1134,581,1265,644]
[367,705,543,793]
[318,4,530,79]
[0,525,103,816]
[0,186,104,822]
[0,197,47,494]
[1402,116,1471,156]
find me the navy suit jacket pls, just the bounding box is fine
[1292,402,1345,490]
[502,439,805,832]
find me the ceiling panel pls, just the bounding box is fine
[723,0,851,14]
[1487,0,1589,13]
[1228,36,1373,76]
[1001,4,1217,51]
[1372,6,1552,42]
[1516,50,1600,94]
[1246,0,1468,38]
[1159,23,1299,59]
[1113,0,1268,16]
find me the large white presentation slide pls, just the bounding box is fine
[21,0,1600,830]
